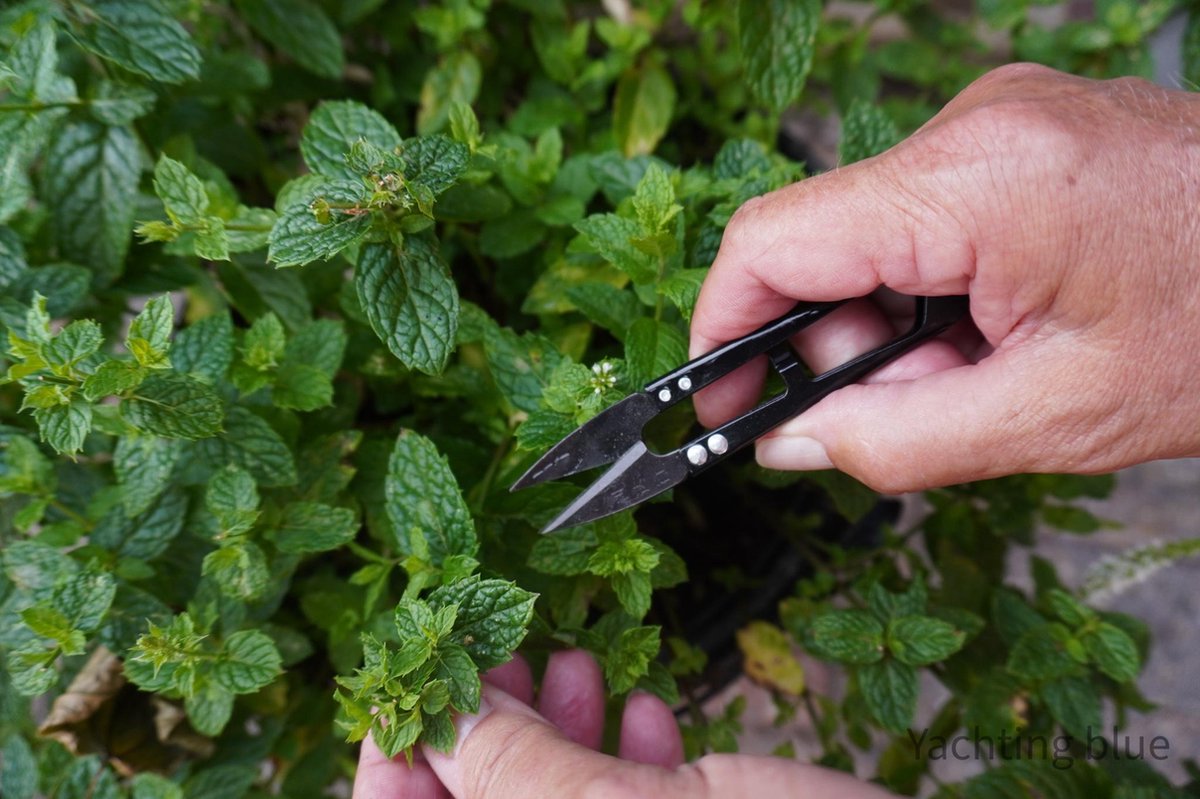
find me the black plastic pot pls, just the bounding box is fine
[640,465,899,705]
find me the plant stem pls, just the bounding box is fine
[49,499,93,531]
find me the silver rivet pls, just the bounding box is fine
[686,444,708,466]
[677,376,692,391]
[658,388,672,403]
[707,434,729,455]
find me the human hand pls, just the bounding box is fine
[352,648,895,798]
[690,63,1200,492]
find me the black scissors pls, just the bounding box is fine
[511,294,969,533]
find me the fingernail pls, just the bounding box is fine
[452,696,493,757]
[757,436,833,471]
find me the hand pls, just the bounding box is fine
[352,648,894,798]
[690,63,1200,492]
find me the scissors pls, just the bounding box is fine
[511,294,969,534]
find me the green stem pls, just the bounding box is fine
[49,499,93,531]
[0,101,82,113]
[469,433,512,511]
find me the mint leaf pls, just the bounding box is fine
[613,64,676,157]
[42,121,139,284]
[1045,588,1095,628]
[212,630,282,693]
[122,373,224,439]
[1040,676,1101,739]
[88,80,156,125]
[172,313,234,383]
[807,610,885,665]
[528,526,598,576]
[605,625,661,694]
[71,0,203,84]
[886,615,965,666]
[33,401,92,455]
[1006,623,1085,681]
[127,295,175,369]
[385,430,477,565]
[300,101,402,179]
[428,577,537,670]
[566,283,641,337]
[236,0,345,80]
[202,542,270,601]
[839,99,901,165]
[206,466,260,537]
[574,214,656,284]
[356,240,459,375]
[401,135,470,196]
[269,179,371,267]
[432,642,481,713]
[859,658,917,733]
[91,488,186,560]
[737,0,820,113]
[483,324,564,414]
[114,436,181,516]
[273,363,333,411]
[656,269,706,323]
[152,157,208,224]
[195,406,297,487]
[417,51,481,136]
[185,683,235,736]
[42,320,103,368]
[272,502,358,553]
[624,318,687,390]
[285,319,347,377]
[1081,622,1140,682]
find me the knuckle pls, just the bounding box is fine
[966,61,1061,95]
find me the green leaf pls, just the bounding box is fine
[42,320,103,368]
[206,466,260,537]
[172,313,234,383]
[356,240,459,375]
[737,0,820,113]
[285,319,347,377]
[859,658,917,733]
[604,625,661,694]
[418,51,482,136]
[482,324,564,414]
[88,80,156,125]
[41,121,140,284]
[91,488,186,560]
[574,214,656,284]
[269,179,372,267]
[528,525,598,575]
[236,0,345,79]
[624,318,687,390]
[213,630,282,693]
[300,101,402,180]
[122,373,224,439]
[839,99,900,165]
[273,502,358,553]
[611,570,653,619]
[402,135,471,197]
[385,430,477,565]
[867,577,927,624]
[613,64,676,158]
[33,400,92,455]
[114,435,181,516]
[479,209,546,259]
[185,683,235,736]
[807,610,885,665]
[433,642,481,713]
[1045,588,1095,628]
[0,227,28,289]
[71,0,202,84]
[656,269,706,323]
[130,774,182,799]
[273,363,334,411]
[0,734,37,799]
[202,541,270,601]
[81,360,145,402]
[428,577,537,670]
[1041,676,1101,739]
[127,295,175,369]
[886,615,965,666]
[1081,622,1140,682]
[565,283,642,338]
[195,406,297,487]
[152,157,208,224]
[1007,623,1085,681]
[21,605,83,651]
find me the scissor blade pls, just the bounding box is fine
[510,393,659,491]
[541,442,687,534]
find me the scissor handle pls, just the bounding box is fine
[670,295,969,474]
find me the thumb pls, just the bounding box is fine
[754,345,1069,492]
[422,685,674,799]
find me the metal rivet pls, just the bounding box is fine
[707,434,729,455]
[677,376,692,391]
[686,444,708,466]
[658,388,672,403]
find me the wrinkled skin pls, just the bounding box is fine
[355,65,1200,799]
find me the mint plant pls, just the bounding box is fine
[0,1,1195,797]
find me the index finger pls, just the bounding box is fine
[689,157,975,425]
